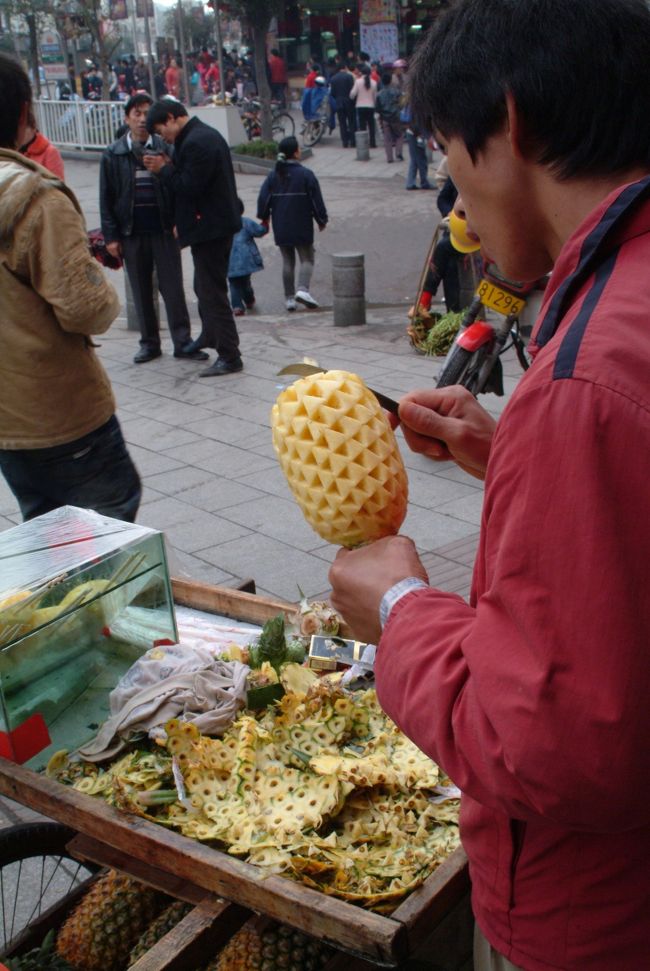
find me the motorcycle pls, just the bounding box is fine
[435,259,542,395]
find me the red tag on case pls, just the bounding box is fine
[0,713,51,763]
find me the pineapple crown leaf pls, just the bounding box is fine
[253,613,289,673]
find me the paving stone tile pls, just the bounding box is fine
[184,415,267,446]
[405,468,480,509]
[434,492,485,527]
[162,440,278,479]
[139,501,251,554]
[219,494,322,552]
[120,416,203,452]
[402,505,480,550]
[126,444,184,477]
[195,534,330,601]
[167,548,239,587]
[235,464,295,500]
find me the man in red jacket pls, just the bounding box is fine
[329,1,650,969]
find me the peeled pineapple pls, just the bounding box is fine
[271,370,408,548]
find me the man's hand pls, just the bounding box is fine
[329,535,427,644]
[142,153,170,174]
[106,241,122,259]
[318,222,327,231]
[397,386,496,480]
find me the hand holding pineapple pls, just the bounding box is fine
[271,370,408,548]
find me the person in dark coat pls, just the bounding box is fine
[329,64,356,148]
[100,93,206,364]
[144,100,243,377]
[257,136,328,312]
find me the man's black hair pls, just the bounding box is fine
[270,48,280,57]
[0,52,32,149]
[145,98,188,134]
[124,92,153,115]
[409,0,650,180]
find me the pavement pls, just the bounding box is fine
[0,136,528,831]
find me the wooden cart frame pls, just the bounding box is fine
[0,580,470,970]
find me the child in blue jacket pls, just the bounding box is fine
[228,199,268,315]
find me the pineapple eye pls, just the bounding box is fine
[309,799,317,807]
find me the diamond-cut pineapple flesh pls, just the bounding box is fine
[271,370,408,547]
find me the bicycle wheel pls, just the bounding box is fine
[436,345,479,391]
[302,119,326,148]
[271,112,295,141]
[0,822,98,953]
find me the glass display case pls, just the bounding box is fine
[0,506,177,768]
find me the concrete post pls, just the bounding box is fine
[332,253,366,327]
[124,269,159,332]
[355,129,369,161]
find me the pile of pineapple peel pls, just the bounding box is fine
[48,673,459,913]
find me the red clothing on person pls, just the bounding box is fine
[22,132,65,180]
[376,177,650,971]
[304,70,318,88]
[205,64,220,92]
[269,54,288,84]
[165,65,179,98]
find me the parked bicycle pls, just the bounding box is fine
[300,77,332,148]
[236,97,295,143]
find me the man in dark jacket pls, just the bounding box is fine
[329,64,355,148]
[144,100,243,377]
[100,93,206,364]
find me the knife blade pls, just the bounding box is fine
[277,363,400,416]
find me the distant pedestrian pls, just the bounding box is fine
[100,93,206,365]
[375,73,403,163]
[165,59,180,99]
[268,48,288,105]
[350,64,377,148]
[257,136,328,312]
[144,99,244,377]
[228,198,268,315]
[329,63,355,148]
[402,105,431,190]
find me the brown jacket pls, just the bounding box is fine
[0,149,119,449]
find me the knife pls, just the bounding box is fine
[277,363,400,416]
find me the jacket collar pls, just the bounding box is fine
[175,115,200,149]
[530,175,650,352]
[0,149,79,247]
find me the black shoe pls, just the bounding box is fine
[174,343,209,361]
[396,154,404,161]
[183,337,210,354]
[199,357,243,378]
[134,347,162,364]
[406,185,419,191]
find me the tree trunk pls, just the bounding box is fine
[26,13,40,98]
[251,21,272,140]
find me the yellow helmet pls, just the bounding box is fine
[449,211,481,254]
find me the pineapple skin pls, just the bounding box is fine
[55,870,168,971]
[203,921,331,971]
[128,900,192,965]
[271,371,408,548]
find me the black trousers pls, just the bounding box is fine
[191,236,241,362]
[336,103,356,147]
[121,232,191,352]
[356,107,377,148]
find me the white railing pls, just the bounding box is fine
[35,100,125,151]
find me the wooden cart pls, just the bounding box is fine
[0,580,472,971]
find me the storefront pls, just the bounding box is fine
[273,0,443,71]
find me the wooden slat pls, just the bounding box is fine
[171,578,297,626]
[389,848,470,954]
[67,834,215,905]
[128,896,249,971]
[0,760,406,967]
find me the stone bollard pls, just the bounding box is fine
[124,269,159,332]
[355,129,370,161]
[332,253,366,327]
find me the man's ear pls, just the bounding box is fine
[505,91,528,161]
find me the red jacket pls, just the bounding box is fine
[377,177,650,971]
[22,132,64,180]
[269,54,288,85]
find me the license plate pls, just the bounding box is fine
[477,279,526,317]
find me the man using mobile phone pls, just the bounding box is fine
[100,93,208,365]
[144,99,243,377]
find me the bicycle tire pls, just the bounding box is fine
[436,345,476,390]
[0,822,98,953]
[302,119,325,148]
[271,111,295,140]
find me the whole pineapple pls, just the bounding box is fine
[271,370,408,548]
[55,870,169,971]
[203,920,332,971]
[128,901,192,965]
